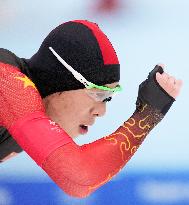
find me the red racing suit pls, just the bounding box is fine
[0,48,174,197]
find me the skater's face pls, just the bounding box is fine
[43,82,119,138]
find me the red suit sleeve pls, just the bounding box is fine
[41,104,163,197]
[0,62,164,198]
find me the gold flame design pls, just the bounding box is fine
[88,103,158,193]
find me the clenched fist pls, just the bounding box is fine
[156,65,183,99]
[136,64,183,115]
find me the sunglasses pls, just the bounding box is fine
[49,47,122,102]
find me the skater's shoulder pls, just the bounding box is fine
[0,48,23,69]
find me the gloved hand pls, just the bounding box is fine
[0,62,45,129]
[136,64,175,115]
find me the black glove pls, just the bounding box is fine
[136,65,175,115]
